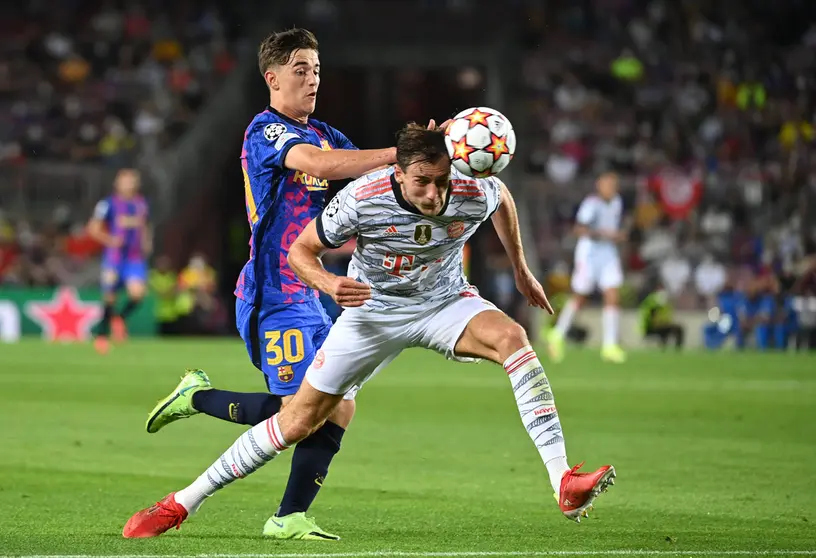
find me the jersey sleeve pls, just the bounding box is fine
[316,184,358,249]
[329,125,357,151]
[480,176,504,220]
[246,117,307,171]
[575,197,598,226]
[92,198,112,224]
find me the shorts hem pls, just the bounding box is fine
[303,376,348,396]
[447,303,497,362]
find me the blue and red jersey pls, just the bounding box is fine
[92,194,149,265]
[235,107,356,306]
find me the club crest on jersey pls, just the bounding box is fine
[264,123,287,142]
[447,221,465,239]
[414,224,432,245]
[277,365,294,383]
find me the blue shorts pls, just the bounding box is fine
[101,260,148,293]
[236,297,332,396]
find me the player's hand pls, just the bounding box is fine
[427,119,453,132]
[514,267,554,315]
[329,276,371,308]
[107,236,124,248]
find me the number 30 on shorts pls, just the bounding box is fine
[265,329,305,366]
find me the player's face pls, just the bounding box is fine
[115,170,140,198]
[597,173,619,200]
[269,49,320,117]
[395,158,451,216]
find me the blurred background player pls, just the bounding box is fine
[141,28,398,541]
[547,172,627,363]
[87,168,151,354]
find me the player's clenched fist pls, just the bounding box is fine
[329,277,371,307]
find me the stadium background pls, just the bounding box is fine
[1,1,816,556]
[1,0,816,347]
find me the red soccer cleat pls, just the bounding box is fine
[122,492,188,538]
[111,316,128,343]
[558,462,616,522]
[93,336,110,355]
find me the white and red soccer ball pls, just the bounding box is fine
[444,106,516,178]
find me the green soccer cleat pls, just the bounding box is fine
[601,344,627,364]
[547,329,565,363]
[145,369,212,434]
[262,512,340,541]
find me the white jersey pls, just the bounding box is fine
[317,166,502,311]
[574,194,623,260]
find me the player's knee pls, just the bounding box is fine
[495,321,530,357]
[285,414,319,443]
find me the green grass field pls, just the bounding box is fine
[0,339,815,557]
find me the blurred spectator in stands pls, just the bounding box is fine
[178,252,226,335]
[694,253,727,306]
[639,286,685,350]
[737,277,775,350]
[149,255,186,336]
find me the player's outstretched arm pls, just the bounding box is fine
[490,183,554,314]
[285,144,396,181]
[288,220,371,307]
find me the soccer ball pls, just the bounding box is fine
[444,106,516,177]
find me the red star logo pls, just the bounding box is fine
[464,109,490,128]
[451,137,474,163]
[486,134,509,161]
[25,287,102,342]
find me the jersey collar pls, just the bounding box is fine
[266,106,309,130]
[390,173,451,217]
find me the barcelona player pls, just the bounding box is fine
[88,168,151,354]
[136,29,398,540]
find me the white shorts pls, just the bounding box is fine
[305,291,497,396]
[570,255,623,295]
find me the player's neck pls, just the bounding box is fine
[269,101,309,125]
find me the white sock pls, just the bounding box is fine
[602,305,619,346]
[174,414,289,514]
[545,456,570,496]
[554,298,578,337]
[504,346,569,496]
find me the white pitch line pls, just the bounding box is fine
[5,551,816,558]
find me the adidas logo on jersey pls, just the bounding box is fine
[382,225,406,238]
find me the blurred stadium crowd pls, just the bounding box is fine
[0,0,815,347]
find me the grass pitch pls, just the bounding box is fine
[0,339,814,557]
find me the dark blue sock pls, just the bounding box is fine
[119,297,141,319]
[191,389,282,424]
[96,303,115,337]
[277,420,345,517]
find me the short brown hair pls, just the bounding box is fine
[258,28,319,75]
[395,123,449,169]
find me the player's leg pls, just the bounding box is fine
[124,309,401,538]
[94,267,121,354]
[599,258,626,363]
[145,299,291,433]
[422,296,614,521]
[113,261,148,341]
[548,258,593,362]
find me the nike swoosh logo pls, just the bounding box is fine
[269,518,284,529]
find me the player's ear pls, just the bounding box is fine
[393,164,404,183]
[265,69,279,91]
